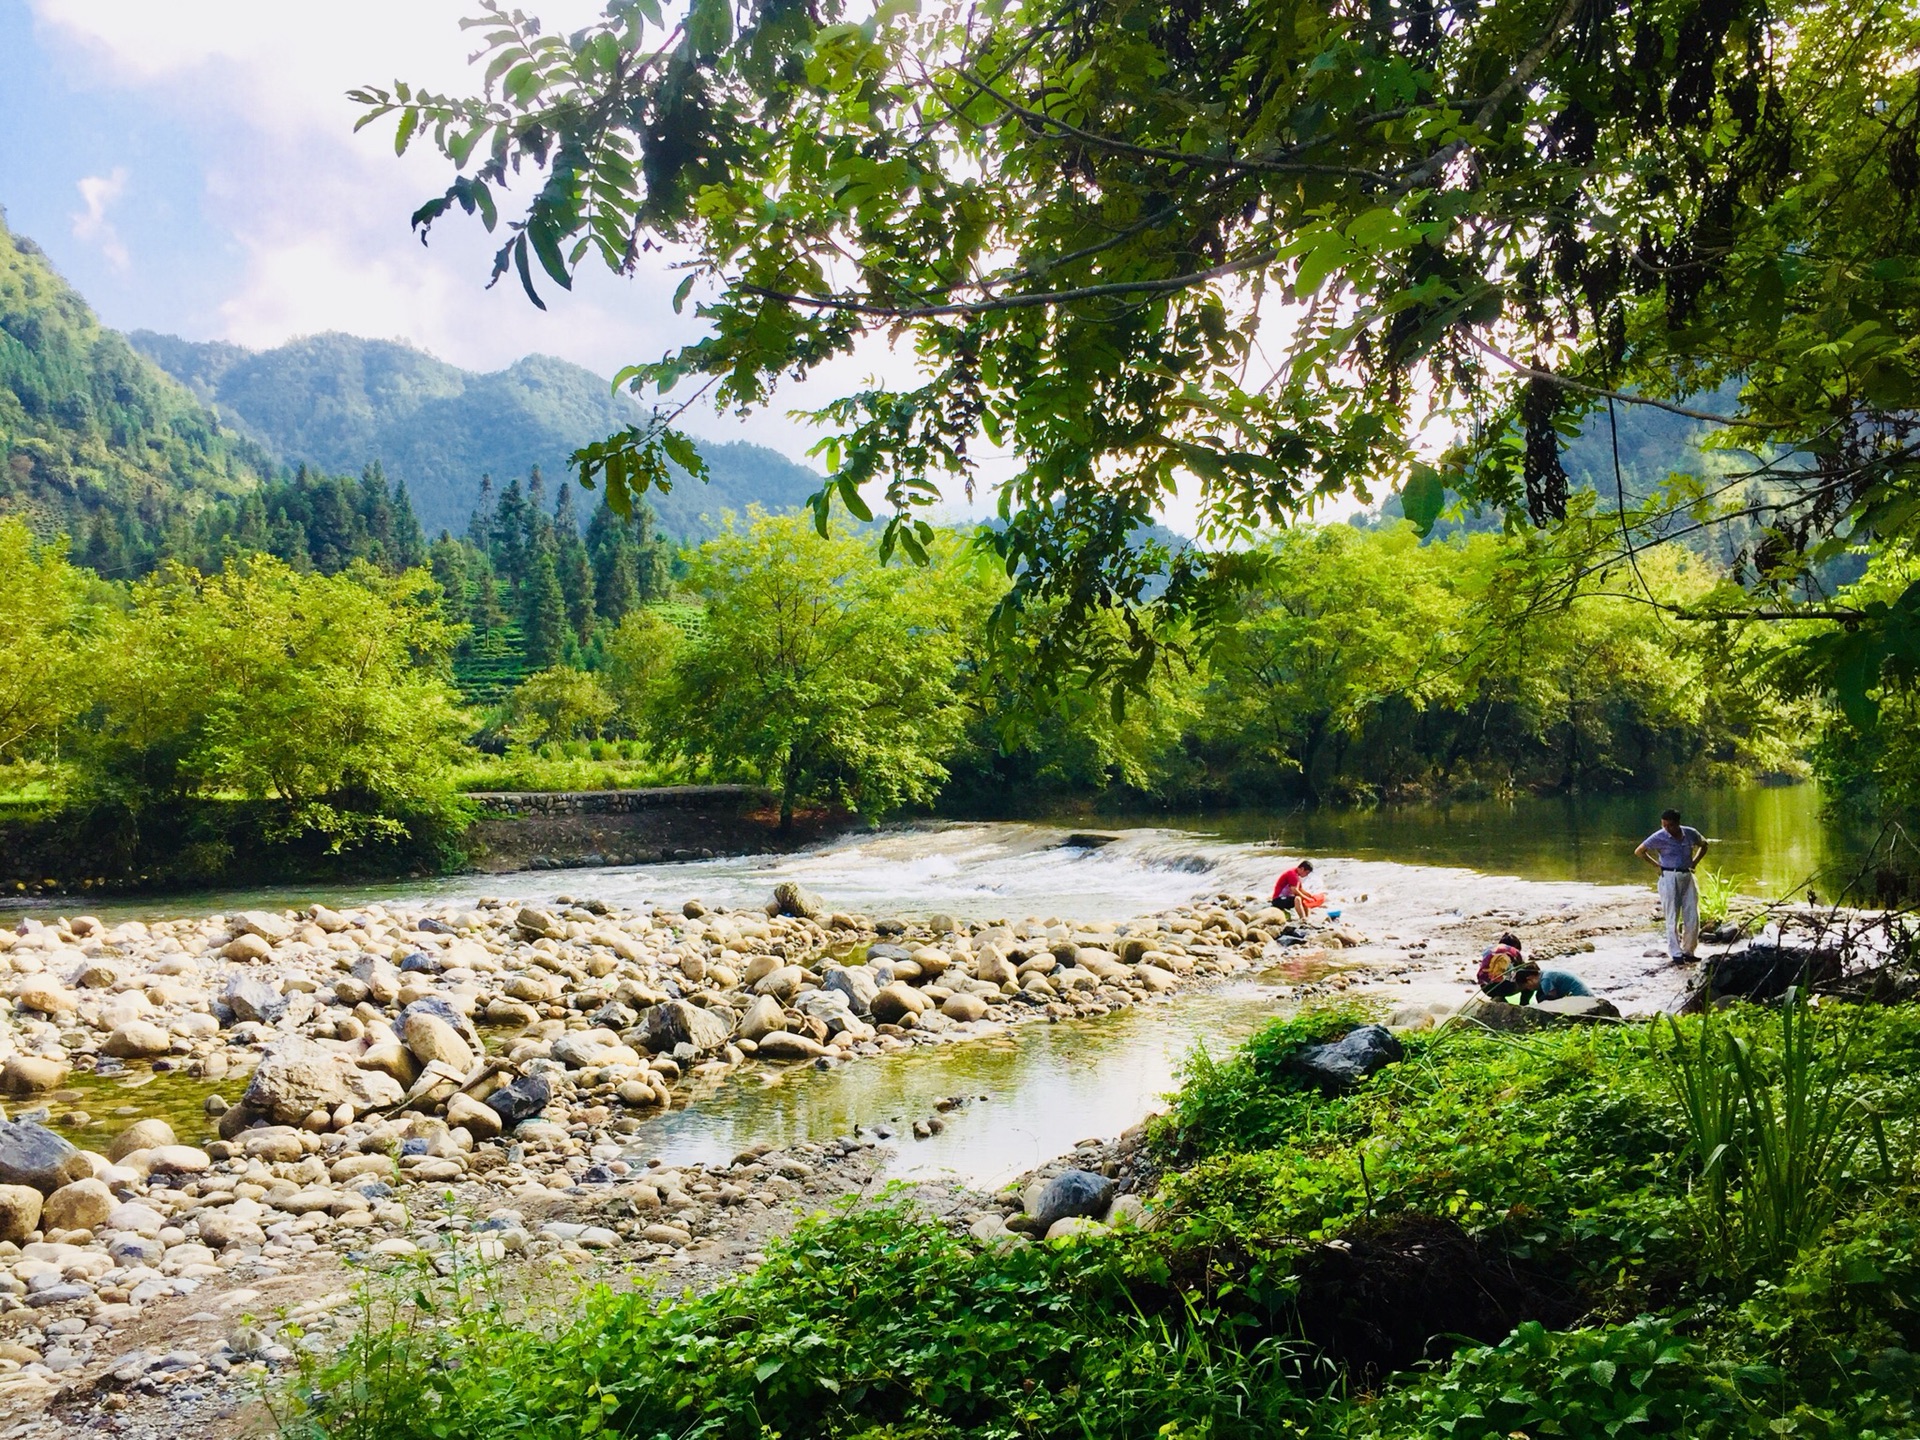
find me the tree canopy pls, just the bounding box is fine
[358,0,1920,693]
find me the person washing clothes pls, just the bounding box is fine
[1634,808,1709,962]
[1477,932,1527,1000]
[1271,860,1317,916]
[1513,963,1592,1005]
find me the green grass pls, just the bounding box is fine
[450,743,685,793]
[283,1003,1920,1440]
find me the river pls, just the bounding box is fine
[4,784,1871,1187]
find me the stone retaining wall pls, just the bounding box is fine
[462,786,840,872]
[465,785,772,817]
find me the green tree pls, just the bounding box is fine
[0,519,96,763]
[504,664,616,747]
[360,0,1920,689]
[76,557,470,850]
[662,513,967,826]
[519,547,568,669]
[601,608,685,737]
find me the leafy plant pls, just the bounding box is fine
[1698,866,1746,930]
[1660,993,1891,1276]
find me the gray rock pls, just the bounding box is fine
[223,974,286,1024]
[240,1035,405,1126]
[738,994,789,1042]
[822,966,880,1017]
[1697,940,1842,1005]
[0,1120,91,1194]
[771,882,824,919]
[486,1075,553,1127]
[1025,1169,1116,1232]
[398,996,484,1053]
[1289,1025,1404,1094]
[645,999,731,1054]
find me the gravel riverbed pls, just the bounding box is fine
[0,865,1674,1437]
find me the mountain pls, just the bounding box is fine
[0,211,268,545]
[128,330,825,539]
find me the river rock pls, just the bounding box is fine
[0,1055,69,1094]
[1458,995,1620,1032]
[147,1145,211,1174]
[754,1032,828,1061]
[551,1029,628,1068]
[106,1200,166,1237]
[199,1210,267,1250]
[41,1178,112,1232]
[738,995,788,1042]
[972,950,1016,985]
[224,974,286,1023]
[941,992,990,1022]
[1045,1216,1107,1241]
[1290,1025,1404,1094]
[1024,1170,1115,1232]
[398,996,483,1052]
[14,982,75,1017]
[403,1013,475,1073]
[752,965,805,1003]
[645,1000,731,1054]
[869,982,930,1025]
[107,1119,175,1163]
[486,1074,553,1127]
[446,1093,503,1138]
[235,910,294,942]
[310,904,353,933]
[221,934,273,964]
[0,1186,41,1244]
[102,1020,172,1059]
[241,1036,405,1126]
[795,988,855,1030]
[358,1040,419,1086]
[516,907,565,940]
[771,882,824,919]
[823,966,880,1016]
[0,1121,91,1194]
[1696,938,1842,1006]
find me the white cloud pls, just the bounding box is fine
[70,167,130,270]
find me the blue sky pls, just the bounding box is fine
[0,0,868,466]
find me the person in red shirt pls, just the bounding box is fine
[1272,860,1315,915]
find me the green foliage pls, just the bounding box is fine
[72,555,471,852]
[282,1204,1309,1440]
[1659,993,1892,1278]
[361,0,1920,689]
[659,512,973,824]
[0,518,99,761]
[502,665,615,746]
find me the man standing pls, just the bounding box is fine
[1634,809,1709,962]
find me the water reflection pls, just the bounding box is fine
[632,979,1294,1188]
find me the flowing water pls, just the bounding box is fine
[9,785,1874,1185]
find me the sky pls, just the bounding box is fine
[0,0,890,470]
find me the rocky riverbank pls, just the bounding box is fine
[0,865,1676,1437]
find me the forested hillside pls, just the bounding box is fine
[129,329,824,538]
[0,209,268,551]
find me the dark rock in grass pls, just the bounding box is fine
[1457,996,1618,1032]
[1292,1212,1578,1384]
[1694,938,1843,1007]
[1022,1169,1115,1232]
[0,1120,91,1194]
[1290,1025,1404,1094]
[486,1075,553,1128]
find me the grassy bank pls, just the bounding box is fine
[279,998,1920,1439]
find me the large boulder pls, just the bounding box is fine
[0,1055,69,1094]
[42,1177,113,1232]
[486,1074,553,1128]
[753,965,805,1003]
[645,1000,731,1054]
[240,1036,405,1126]
[822,966,880,1017]
[550,1029,631,1069]
[1290,1025,1405,1095]
[516,907,566,939]
[102,1020,172,1059]
[0,1120,91,1194]
[107,1119,176,1162]
[755,1032,829,1061]
[0,1186,41,1244]
[398,996,484,1053]
[1023,1170,1116,1232]
[1457,995,1619,1033]
[224,973,286,1024]
[870,982,930,1025]
[1694,938,1843,1007]
[738,995,789,1042]
[402,1013,476,1073]
[771,881,824,920]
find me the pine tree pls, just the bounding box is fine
[520,547,567,670]
[492,476,529,588]
[468,473,495,551]
[389,478,427,569]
